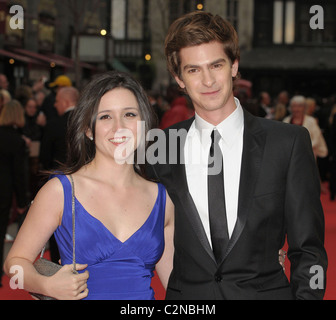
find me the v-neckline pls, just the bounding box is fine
[74,184,160,245]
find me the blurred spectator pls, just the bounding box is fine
[272,90,289,121]
[273,103,288,121]
[34,90,46,109]
[0,74,9,90]
[0,89,11,105]
[0,91,3,115]
[283,95,328,159]
[21,98,42,142]
[306,97,318,118]
[40,86,79,171]
[37,75,72,126]
[277,90,290,109]
[147,90,167,125]
[235,90,257,115]
[0,100,29,286]
[15,85,33,107]
[160,84,194,129]
[21,98,43,200]
[257,91,274,119]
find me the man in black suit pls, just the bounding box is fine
[148,12,327,299]
[257,91,273,119]
[40,86,79,171]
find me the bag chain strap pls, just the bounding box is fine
[38,175,77,273]
[69,175,77,274]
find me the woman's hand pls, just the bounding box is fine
[45,264,89,300]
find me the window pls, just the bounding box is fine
[227,0,238,31]
[273,1,295,44]
[112,0,144,40]
[253,0,273,46]
[112,0,126,39]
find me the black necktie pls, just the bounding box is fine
[208,130,229,264]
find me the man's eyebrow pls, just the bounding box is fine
[183,58,227,71]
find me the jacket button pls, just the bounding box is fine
[215,275,223,283]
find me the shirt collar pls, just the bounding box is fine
[194,97,244,148]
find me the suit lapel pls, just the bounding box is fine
[168,118,216,262]
[167,111,266,266]
[221,110,266,263]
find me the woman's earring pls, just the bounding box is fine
[90,136,94,141]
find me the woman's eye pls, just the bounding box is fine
[125,112,137,118]
[99,114,111,120]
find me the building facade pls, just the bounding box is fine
[0,0,335,100]
[0,0,109,88]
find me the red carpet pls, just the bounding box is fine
[317,190,336,300]
[1,188,335,300]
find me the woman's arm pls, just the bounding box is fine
[4,177,89,300]
[155,191,175,290]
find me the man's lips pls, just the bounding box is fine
[201,90,220,96]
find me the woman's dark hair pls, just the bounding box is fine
[58,71,157,178]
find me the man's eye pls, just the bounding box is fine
[188,68,198,74]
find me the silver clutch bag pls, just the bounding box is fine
[30,175,77,300]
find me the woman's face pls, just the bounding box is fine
[90,87,142,164]
[25,99,38,117]
[290,102,305,119]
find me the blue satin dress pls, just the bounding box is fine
[53,174,166,300]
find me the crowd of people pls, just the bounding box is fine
[241,89,336,198]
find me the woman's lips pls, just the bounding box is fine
[109,136,129,146]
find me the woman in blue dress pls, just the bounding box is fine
[4,72,174,300]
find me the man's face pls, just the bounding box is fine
[290,102,305,118]
[54,92,65,116]
[0,75,9,90]
[174,41,239,124]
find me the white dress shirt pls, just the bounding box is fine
[184,98,244,246]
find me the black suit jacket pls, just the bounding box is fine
[148,110,327,300]
[40,111,73,170]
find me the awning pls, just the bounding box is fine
[10,48,96,71]
[240,47,336,71]
[46,52,97,71]
[11,48,73,68]
[0,48,46,66]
